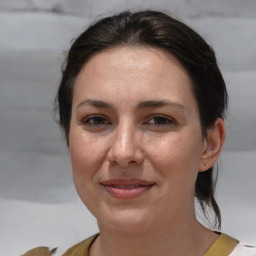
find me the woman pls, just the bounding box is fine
[23,10,255,256]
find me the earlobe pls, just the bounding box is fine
[199,118,226,172]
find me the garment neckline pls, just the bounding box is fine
[63,232,239,256]
[204,233,239,256]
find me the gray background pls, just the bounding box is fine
[0,0,255,255]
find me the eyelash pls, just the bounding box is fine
[81,115,111,127]
[81,115,176,129]
[145,116,175,126]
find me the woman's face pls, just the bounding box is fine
[69,47,209,233]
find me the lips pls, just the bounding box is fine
[110,184,143,188]
[101,179,155,199]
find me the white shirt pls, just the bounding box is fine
[230,243,256,256]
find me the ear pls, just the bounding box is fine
[199,118,226,172]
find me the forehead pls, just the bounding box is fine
[81,46,189,78]
[76,46,192,86]
[73,46,196,111]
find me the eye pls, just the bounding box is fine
[143,115,177,132]
[147,116,174,126]
[81,115,110,127]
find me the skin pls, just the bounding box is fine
[69,46,225,256]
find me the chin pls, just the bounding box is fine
[98,208,155,234]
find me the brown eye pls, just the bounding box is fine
[147,116,174,126]
[82,115,110,126]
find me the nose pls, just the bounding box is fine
[107,121,145,168]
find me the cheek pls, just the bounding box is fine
[69,130,107,182]
[68,130,109,208]
[146,130,203,180]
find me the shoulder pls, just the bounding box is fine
[21,247,57,256]
[21,234,99,256]
[230,243,256,256]
[62,234,99,256]
[205,233,255,256]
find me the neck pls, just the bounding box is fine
[90,217,218,256]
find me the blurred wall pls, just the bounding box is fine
[0,0,255,254]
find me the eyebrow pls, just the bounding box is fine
[77,99,113,109]
[137,100,185,111]
[77,99,185,111]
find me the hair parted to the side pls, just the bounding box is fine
[55,10,228,229]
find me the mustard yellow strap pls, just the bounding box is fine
[21,246,57,256]
[205,233,239,256]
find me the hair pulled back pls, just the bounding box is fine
[56,10,228,229]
